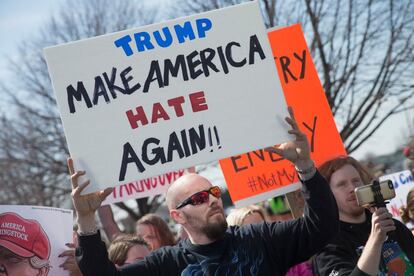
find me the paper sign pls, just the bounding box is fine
[220,24,347,207]
[102,168,194,205]
[44,2,291,193]
[380,170,414,221]
[0,205,73,276]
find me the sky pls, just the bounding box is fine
[0,0,412,161]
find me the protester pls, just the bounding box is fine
[69,107,339,275]
[313,156,414,275]
[59,224,83,276]
[108,234,150,267]
[0,213,50,276]
[135,214,175,251]
[400,188,414,235]
[403,135,414,160]
[226,205,267,226]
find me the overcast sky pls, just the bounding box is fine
[0,0,412,161]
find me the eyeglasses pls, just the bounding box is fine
[176,186,221,209]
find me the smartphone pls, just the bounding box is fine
[354,180,395,207]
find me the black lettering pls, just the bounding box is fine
[231,155,248,173]
[144,60,164,93]
[200,48,219,77]
[119,142,146,181]
[225,42,246,67]
[163,55,189,86]
[92,76,110,105]
[167,132,185,162]
[142,137,166,165]
[186,50,203,79]
[66,81,92,113]
[120,66,141,95]
[294,50,306,79]
[279,56,297,83]
[249,35,266,64]
[103,67,126,99]
[302,116,317,152]
[189,124,206,153]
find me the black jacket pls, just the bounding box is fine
[313,211,414,276]
[76,171,339,276]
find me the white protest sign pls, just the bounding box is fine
[44,1,290,193]
[0,205,73,276]
[102,168,194,205]
[379,170,414,221]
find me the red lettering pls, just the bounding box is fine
[151,102,170,123]
[167,96,185,117]
[126,106,148,129]
[189,91,208,112]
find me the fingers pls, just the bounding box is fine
[74,180,91,196]
[264,146,284,156]
[286,107,299,130]
[67,157,75,175]
[59,249,75,258]
[99,187,114,201]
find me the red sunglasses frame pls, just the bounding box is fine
[176,186,221,209]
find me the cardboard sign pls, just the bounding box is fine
[0,205,73,276]
[102,168,194,205]
[380,170,414,221]
[44,2,291,193]
[220,24,347,207]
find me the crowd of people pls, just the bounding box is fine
[2,110,414,276]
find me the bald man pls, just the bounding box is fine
[71,108,339,276]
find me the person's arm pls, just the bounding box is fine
[97,205,121,242]
[263,107,339,270]
[68,158,154,276]
[356,208,395,275]
[313,244,370,276]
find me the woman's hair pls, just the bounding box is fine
[318,155,373,186]
[400,188,414,223]
[136,214,175,247]
[226,205,267,226]
[108,234,147,267]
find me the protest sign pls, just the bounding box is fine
[379,170,414,221]
[102,168,194,205]
[44,1,291,193]
[220,24,347,207]
[0,205,73,276]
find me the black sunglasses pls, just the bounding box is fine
[176,186,221,209]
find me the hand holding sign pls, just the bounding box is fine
[68,158,113,231]
[265,107,312,170]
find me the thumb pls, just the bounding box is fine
[99,187,114,201]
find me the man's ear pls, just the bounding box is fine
[170,209,185,224]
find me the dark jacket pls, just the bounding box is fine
[76,171,339,276]
[313,211,414,276]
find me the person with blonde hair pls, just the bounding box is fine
[400,188,414,235]
[108,234,149,268]
[226,205,267,226]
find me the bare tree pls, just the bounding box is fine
[0,0,161,221]
[176,0,414,153]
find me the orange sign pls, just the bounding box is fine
[219,24,347,207]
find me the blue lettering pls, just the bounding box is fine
[114,18,213,56]
[174,21,195,43]
[153,27,173,48]
[134,32,155,52]
[400,173,407,185]
[114,35,133,56]
[196,18,212,38]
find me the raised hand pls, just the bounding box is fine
[68,157,113,218]
[265,107,311,168]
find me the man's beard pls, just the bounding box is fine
[203,218,228,240]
